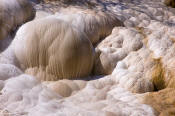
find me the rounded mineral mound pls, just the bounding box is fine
[12,16,94,81]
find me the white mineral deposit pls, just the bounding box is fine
[0,0,175,115]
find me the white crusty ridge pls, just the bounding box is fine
[0,74,156,116]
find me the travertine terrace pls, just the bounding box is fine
[0,0,175,116]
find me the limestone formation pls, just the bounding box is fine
[0,0,175,115]
[142,88,175,116]
[94,27,144,75]
[43,79,87,97]
[0,75,155,116]
[55,7,124,44]
[12,16,94,81]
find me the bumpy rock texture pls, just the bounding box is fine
[1,0,175,115]
[141,88,175,116]
[0,75,155,116]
